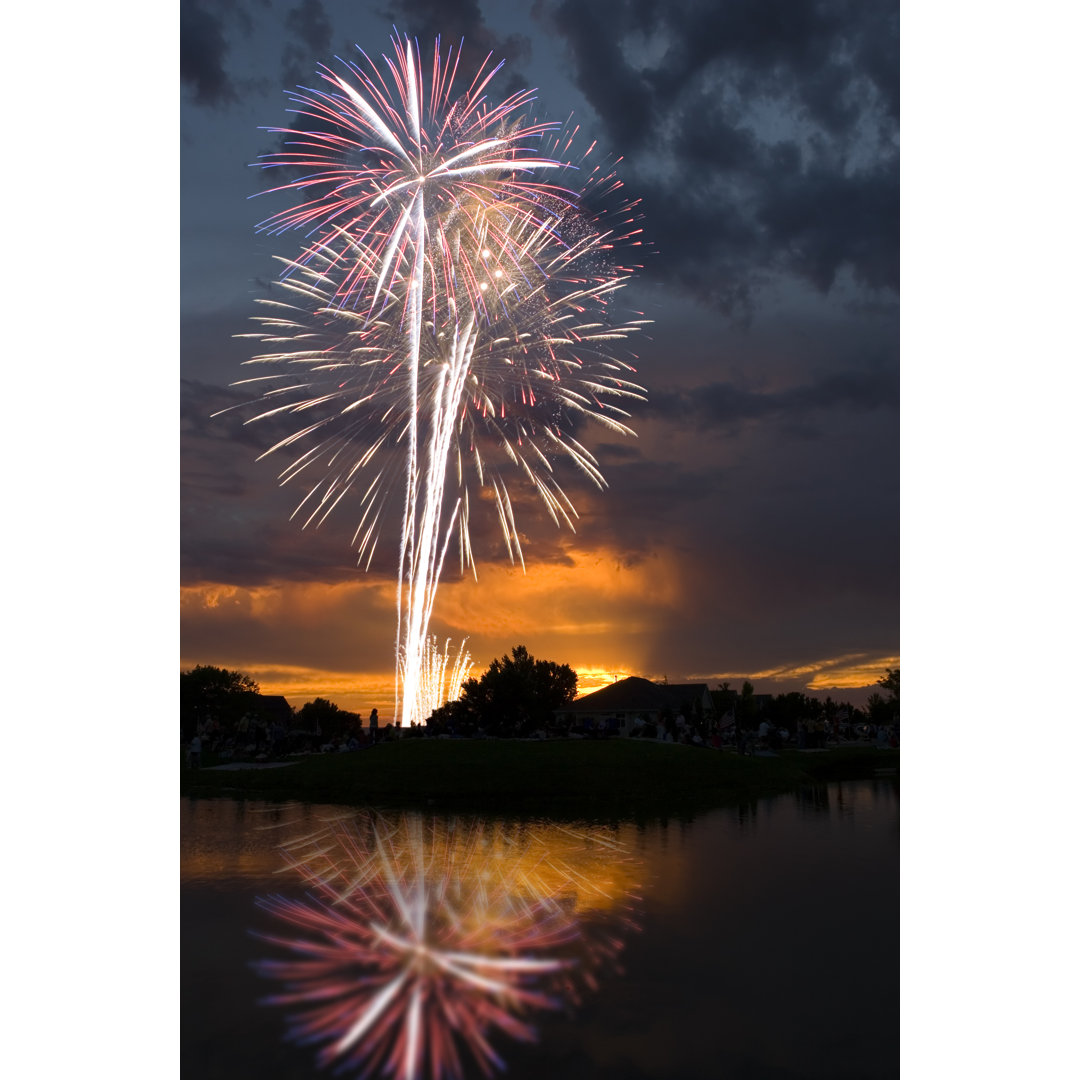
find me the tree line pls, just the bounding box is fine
[180,665,360,741]
[718,669,900,730]
[181,657,899,740]
[180,647,577,741]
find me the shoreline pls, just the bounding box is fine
[180,739,899,817]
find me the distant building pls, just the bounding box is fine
[560,676,713,735]
[237,692,294,727]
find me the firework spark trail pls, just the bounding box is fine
[229,33,648,725]
[415,636,473,727]
[254,811,638,1080]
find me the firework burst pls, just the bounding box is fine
[227,33,647,725]
[254,811,638,1079]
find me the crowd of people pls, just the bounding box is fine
[184,706,899,768]
[184,707,418,767]
[746,717,900,753]
[627,712,899,754]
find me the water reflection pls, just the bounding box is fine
[250,809,639,1080]
[182,784,898,1080]
[796,782,832,816]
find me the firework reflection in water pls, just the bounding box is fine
[229,33,647,726]
[254,810,638,1080]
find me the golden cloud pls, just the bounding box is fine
[434,544,684,636]
[709,652,900,691]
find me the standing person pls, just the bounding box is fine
[189,734,202,770]
[368,708,379,744]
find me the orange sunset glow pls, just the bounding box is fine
[182,541,895,716]
[180,806,640,916]
[712,654,903,693]
[181,542,693,715]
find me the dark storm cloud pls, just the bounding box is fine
[546,0,655,147]
[285,0,331,51]
[281,0,333,88]
[181,378,279,456]
[539,0,899,314]
[547,0,895,141]
[180,0,242,106]
[380,0,532,84]
[590,441,646,462]
[591,408,898,622]
[182,379,382,585]
[181,0,338,109]
[757,164,899,294]
[647,367,898,430]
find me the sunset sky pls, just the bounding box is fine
[180,0,899,716]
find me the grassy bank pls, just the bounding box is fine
[180,739,899,816]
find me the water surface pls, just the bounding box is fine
[182,779,898,1079]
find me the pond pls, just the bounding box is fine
[182,778,898,1080]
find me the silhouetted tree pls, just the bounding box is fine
[297,698,358,740]
[427,697,474,736]
[864,669,900,727]
[457,645,577,735]
[769,691,809,729]
[877,669,900,723]
[865,692,890,725]
[180,665,259,738]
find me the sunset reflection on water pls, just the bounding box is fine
[182,783,898,1080]
[182,800,640,1080]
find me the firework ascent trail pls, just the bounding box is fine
[225,33,648,725]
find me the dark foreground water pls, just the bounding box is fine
[182,779,898,1080]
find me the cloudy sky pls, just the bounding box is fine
[180,0,899,715]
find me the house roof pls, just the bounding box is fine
[567,677,710,714]
[238,692,293,718]
[260,694,293,713]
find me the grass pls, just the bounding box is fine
[180,739,899,816]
